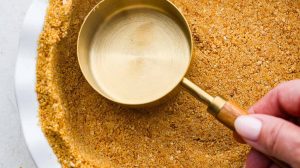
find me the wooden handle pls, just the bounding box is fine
[216,101,290,168]
[216,101,248,130]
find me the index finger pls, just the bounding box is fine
[250,79,300,118]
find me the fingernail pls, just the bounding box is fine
[234,116,262,141]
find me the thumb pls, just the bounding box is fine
[234,114,300,167]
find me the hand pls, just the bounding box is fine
[234,80,300,168]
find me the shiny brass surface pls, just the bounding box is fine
[181,78,226,116]
[208,96,227,116]
[77,0,192,107]
[181,78,214,105]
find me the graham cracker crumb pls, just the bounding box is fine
[37,0,300,167]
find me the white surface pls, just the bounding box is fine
[0,0,50,167]
[15,0,60,167]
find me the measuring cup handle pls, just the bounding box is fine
[214,100,247,130]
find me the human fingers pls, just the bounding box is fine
[245,148,271,168]
[235,115,300,167]
[250,80,300,118]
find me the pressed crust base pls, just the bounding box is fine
[37,0,300,167]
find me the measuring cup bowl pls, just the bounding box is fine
[77,0,192,107]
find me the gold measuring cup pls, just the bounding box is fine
[77,0,288,167]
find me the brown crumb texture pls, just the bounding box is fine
[37,0,300,167]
